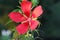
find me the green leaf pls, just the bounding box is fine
[19,32,34,40]
[31,0,39,8]
[13,31,20,39]
[20,34,34,40]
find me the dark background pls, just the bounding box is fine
[35,0,60,40]
[0,0,60,40]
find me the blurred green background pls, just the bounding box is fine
[0,0,60,40]
[0,0,18,40]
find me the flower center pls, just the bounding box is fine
[27,18,31,22]
[21,18,31,24]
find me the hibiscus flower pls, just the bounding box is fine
[8,1,43,34]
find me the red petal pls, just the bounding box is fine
[21,1,32,17]
[16,22,29,34]
[32,6,43,18]
[30,20,39,31]
[8,12,26,23]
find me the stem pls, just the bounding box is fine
[35,29,39,36]
[5,20,12,25]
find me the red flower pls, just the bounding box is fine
[8,1,43,34]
